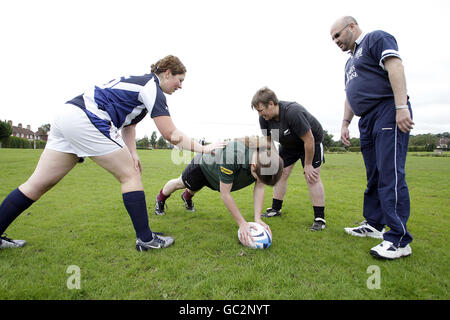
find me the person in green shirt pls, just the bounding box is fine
[155,138,283,246]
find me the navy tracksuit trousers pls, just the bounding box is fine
[359,100,413,247]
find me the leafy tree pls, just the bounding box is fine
[37,123,51,135]
[136,135,150,149]
[409,134,437,146]
[150,131,158,148]
[425,143,436,152]
[349,137,360,147]
[436,132,450,139]
[156,136,168,149]
[0,120,12,140]
[408,133,450,151]
[322,130,336,149]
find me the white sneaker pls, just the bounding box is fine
[344,220,385,239]
[0,234,26,249]
[370,240,412,260]
[135,233,174,251]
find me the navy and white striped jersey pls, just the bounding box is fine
[344,30,402,116]
[66,73,170,133]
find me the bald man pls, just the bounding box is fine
[330,16,414,260]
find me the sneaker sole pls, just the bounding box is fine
[136,244,168,251]
[261,213,281,218]
[0,239,27,248]
[310,226,326,231]
[370,249,412,260]
[0,243,27,249]
[136,241,175,251]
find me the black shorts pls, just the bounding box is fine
[181,155,214,192]
[279,143,325,168]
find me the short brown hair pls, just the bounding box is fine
[251,87,279,110]
[254,150,283,186]
[151,55,186,75]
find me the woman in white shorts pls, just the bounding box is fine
[0,55,223,252]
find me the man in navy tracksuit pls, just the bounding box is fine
[330,16,414,260]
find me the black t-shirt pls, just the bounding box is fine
[259,101,323,149]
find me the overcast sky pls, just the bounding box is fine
[1,0,449,143]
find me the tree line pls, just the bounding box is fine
[1,120,448,152]
[136,131,173,149]
[322,130,450,152]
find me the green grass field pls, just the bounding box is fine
[0,149,448,300]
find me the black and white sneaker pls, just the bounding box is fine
[310,218,326,231]
[370,240,412,260]
[155,196,167,216]
[344,220,384,239]
[181,193,195,212]
[0,234,26,249]
[136,233,174,251]
[261,208,281,218]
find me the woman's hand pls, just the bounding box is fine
[131,154,143,174]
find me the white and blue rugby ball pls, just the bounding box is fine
[238,222,272,249]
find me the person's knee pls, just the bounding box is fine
[306,176,323,188]
[19,178,56,201]
[118,168,143,189]
[177,178,187,189]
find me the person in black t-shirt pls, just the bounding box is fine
[251,87,327,231]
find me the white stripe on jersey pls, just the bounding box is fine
[83,80,154,129]
[111,81,142,92]
[83,86,112,122]
[122,104,146,127]
[379,49,401,70]
[381,49,400,57]
[72,74,167,130]
[139,77,159,114]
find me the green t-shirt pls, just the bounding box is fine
[199,141,256,191]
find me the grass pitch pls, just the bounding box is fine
[0,149,448,300]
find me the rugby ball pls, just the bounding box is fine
[238,222,272,249]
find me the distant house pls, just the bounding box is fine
[8,120,48,142]
[439,138,448,150]
[435,137,449,154]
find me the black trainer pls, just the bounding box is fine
[181,193,195,212]
[261,208,281,218]
[310,218,326,231]
[155,196,167,215]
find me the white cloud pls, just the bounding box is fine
[411,103,450,134]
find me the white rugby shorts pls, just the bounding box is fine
[46,103,124,157]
